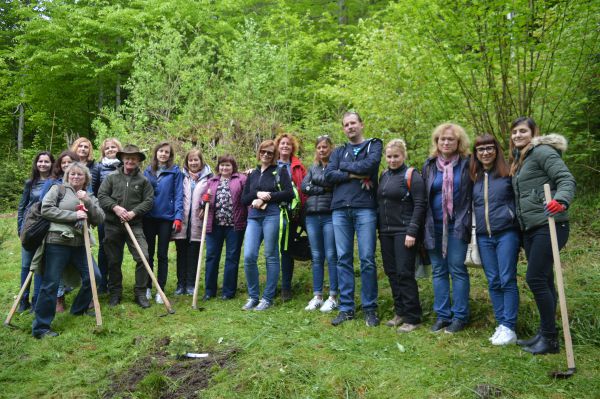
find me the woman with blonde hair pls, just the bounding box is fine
[422,123,473,334]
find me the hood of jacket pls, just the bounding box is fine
[532,134,567,153]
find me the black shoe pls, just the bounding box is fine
[174,287,186,296]
[331,310,355,326]
[18,301,31,313]
[445,319,467,334]
[430,319,452,332]
[364,311,380,327]
[34,330,59,339]
[202,294,213,301]
[522,336,559,355]
[109,296,121,307]
[517,333,542,347]
[135,295,150,309]
[221,295,233,300]
[281,290,292,302]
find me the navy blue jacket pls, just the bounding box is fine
[422,156,473,250]
[324,138,382,210]
[473,172,518,236]
[92,160,121,196]
[144,165,184,221]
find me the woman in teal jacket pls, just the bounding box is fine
[510,117,576,355]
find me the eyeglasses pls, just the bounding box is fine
[476,146,496,154]
[260,150,274,157]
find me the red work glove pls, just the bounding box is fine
[201,193,210,202]
[172,219,182,233]
[361,177,373,191]
[76,204,88,212]
[544,199,566,216]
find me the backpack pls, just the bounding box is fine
[20,185,66,251]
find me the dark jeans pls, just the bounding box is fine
[21,246,42,307]
[380,233,422,324]
[103,222,149,298]
[175,239,200,291]
[205,225,244,298]
[280,220,298,292]
[524,222,569,338]
[97,223,108,292]
[32,244,91,336]
[143,218,172,290]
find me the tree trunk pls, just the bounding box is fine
[115,75,121,109]
[338,0,347,25]
[17,102,24,152]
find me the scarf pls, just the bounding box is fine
[101,157,120,167]
[436,154,459,257]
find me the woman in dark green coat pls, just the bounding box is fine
[509,117,576,355]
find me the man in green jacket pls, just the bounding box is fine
[98,144,154,308]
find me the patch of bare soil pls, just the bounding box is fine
[103,337,238,399]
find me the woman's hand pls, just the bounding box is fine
[76,190,88,200]
[76,210,88,220]
[251,199,265,209]
[257,191,271,201]
[405,235,416,248]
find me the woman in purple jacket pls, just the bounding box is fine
[171,148,212,295]
[200,154,248,300]
[143,141,184,304]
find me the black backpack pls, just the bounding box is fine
[20,185,66,251]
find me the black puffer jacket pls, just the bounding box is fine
[301,162,333,215]
[377,164,426,237]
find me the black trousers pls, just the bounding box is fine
[379,233,422,324]
[523,222,569,338]
[174,239,200,290]
[143,218,172,290]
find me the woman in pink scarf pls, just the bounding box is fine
[421,123,473,334]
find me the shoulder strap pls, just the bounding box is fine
[405,167,415,191]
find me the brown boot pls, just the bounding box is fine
[56,296,66,313]
[385,314,404,327]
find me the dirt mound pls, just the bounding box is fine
[103,337,238,398]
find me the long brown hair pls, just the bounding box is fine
[508,117,540,176]
[51,150,79,179]
[469,135,509,181]
[150,141,175,172]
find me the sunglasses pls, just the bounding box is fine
[476,145,496,154]
[260,150,274,157]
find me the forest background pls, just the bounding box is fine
[0,0,599,212]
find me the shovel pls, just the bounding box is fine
[543,184,576,378]
[123,221,175,314]
[78,203,102,327]
[192,191,211,310]
[4,271,33,326]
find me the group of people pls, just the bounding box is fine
[16,112,575,357]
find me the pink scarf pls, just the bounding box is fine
[436,154,459,257]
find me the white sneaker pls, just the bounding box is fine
[489,326,502,342]
[145,288,152,300]
[492,326,517,346]
[155,293,164,304]
[320,297,338,313]
[305,296,323,311]
[254,299,272,311]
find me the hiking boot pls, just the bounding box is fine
[522,336,559,355]
[444,319,468,334]
[364,311,380,327]
[109,296,121,307]
[397,323,421,333]
[56,296,66,313]
[135,295,151,309]
[304,296,323,311]
[385,315,404,327]
[517,333,542,347]
[320,297,338,313]
[281,290,292,302]
[491,326,517,346]
[254,299,272,311]
[186,287,195,296]
[34,330,59,339]
[242,298,259,311]
[174,286,185,296]
[430,319,451,332]
[331,310,355,326]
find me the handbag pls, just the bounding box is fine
[465,211,481,267]
[288,224,311,262]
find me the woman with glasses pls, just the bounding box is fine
[422,123,473,334]
[469,135,520,345]
[301,135,339,312]
[241,140,294,311]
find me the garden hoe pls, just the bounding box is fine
[79,203,103,328]
[123,221,175,315]
[192,191,210,311]
[4,271,33,327]
[544,184,576,379]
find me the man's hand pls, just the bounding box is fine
[405,235,416,248]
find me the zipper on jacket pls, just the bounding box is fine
[484,172,492,237]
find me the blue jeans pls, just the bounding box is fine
[428,228,470,322]
[243,215,282,302]
[32,244,92,336]
[205,225,244,298]
[332,208,378,312]
[305,214,338,296]
[21,246,42,307]
[477,229,520,330]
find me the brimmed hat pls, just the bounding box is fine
[117,144,146,162]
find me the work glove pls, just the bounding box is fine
[172,219,182,233]
[202,193,211,203]
[361,177,373,191]
[544,199,566,217]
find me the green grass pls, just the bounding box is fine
[0,211,599,398]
